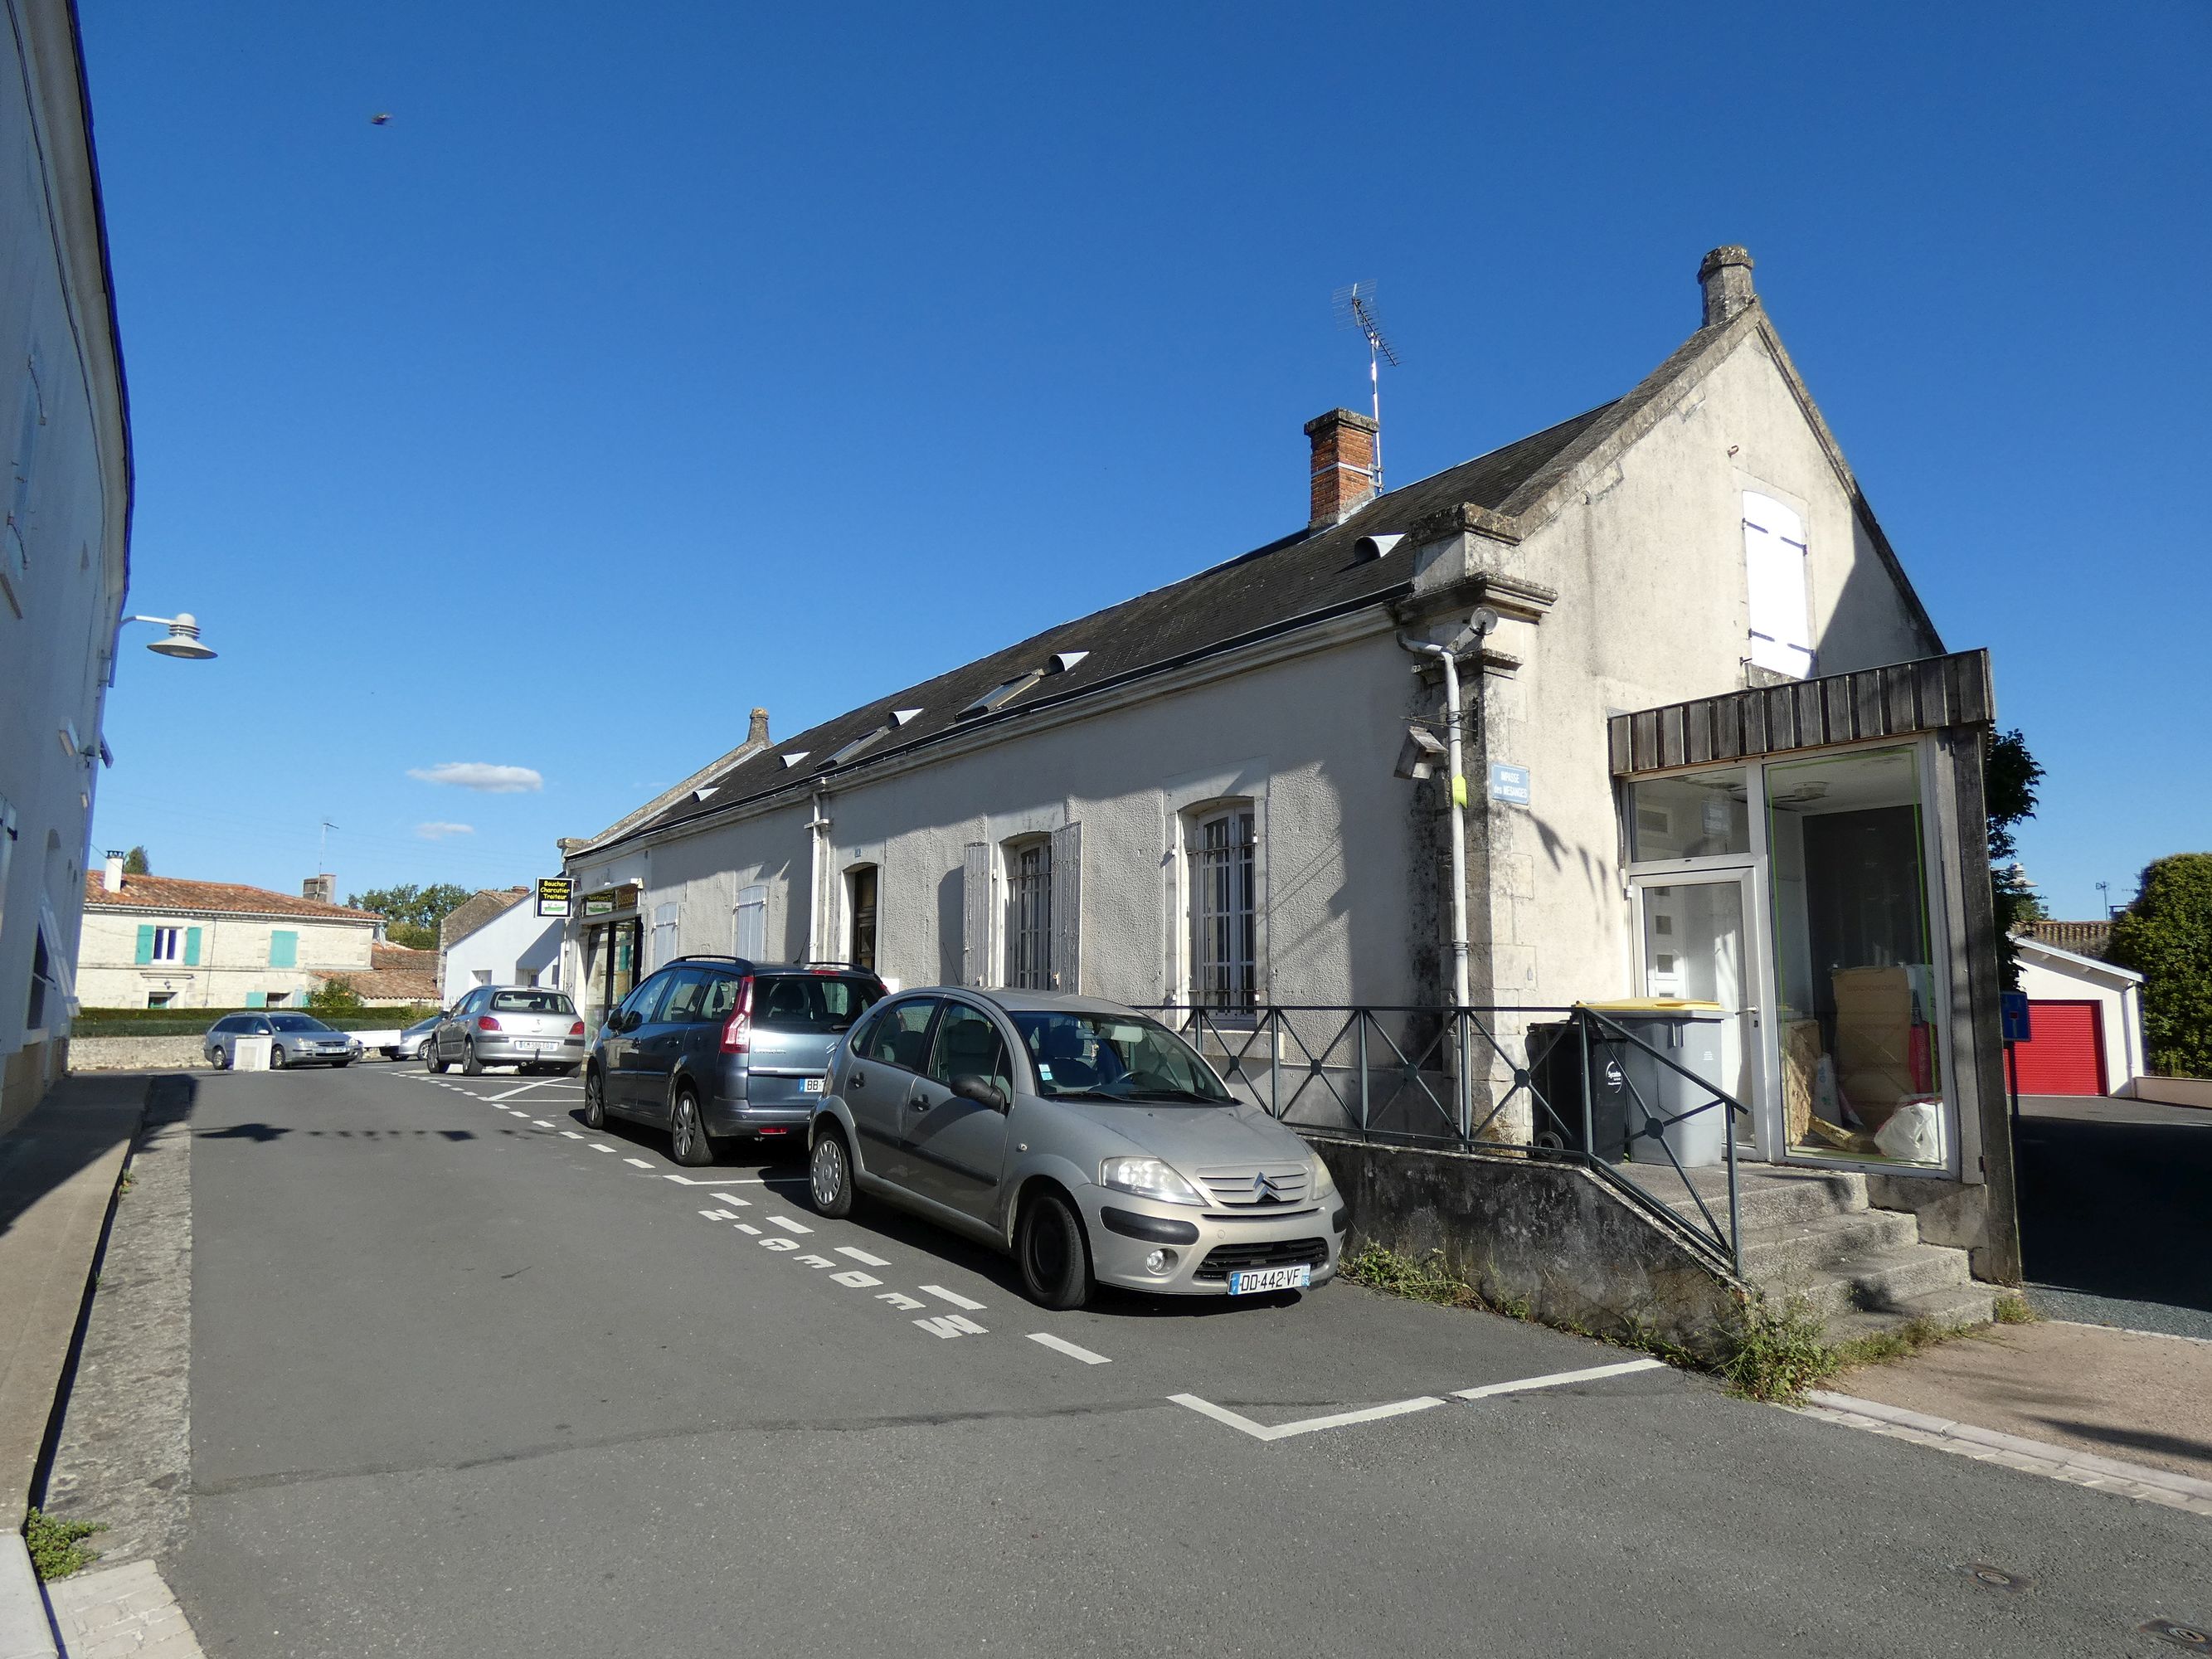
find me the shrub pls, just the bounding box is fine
[307,976,365,1017]
[23,1507,105,1580]
[2107,853,2212,1077]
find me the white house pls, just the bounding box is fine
[2010,934,2146,1098]
[76,858,382,1010]
[439,887,564,1003]
[0,0,133,1131]
[560,247,2020,1278]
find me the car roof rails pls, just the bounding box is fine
[673,954,749,966]
[796,959,869,972]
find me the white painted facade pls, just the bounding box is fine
[440,893,565,1003]
[2015,937,2146,1093]
[0,0,133,1129]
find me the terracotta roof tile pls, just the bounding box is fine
[83,873,382,921]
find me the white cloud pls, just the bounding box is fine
[406,762,544,794]
[416,821,475,840]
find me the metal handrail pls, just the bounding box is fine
[1142,1000,1749,1278]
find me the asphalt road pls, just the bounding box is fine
[169,1064,2210,1657]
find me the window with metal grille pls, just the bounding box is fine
[1004,840,1052,990]
[1189,807,1256,1013]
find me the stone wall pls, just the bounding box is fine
[1305,1133,1745,1360]
[68,1036,208,1073]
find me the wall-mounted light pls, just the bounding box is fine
[127,612,217,659]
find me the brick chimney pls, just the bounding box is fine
[1699,246,1756,327]
[102,850,124,893]
[1305,407,1379,528]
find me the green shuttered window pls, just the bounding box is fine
[269,930,298,968]
[135,923,155,964]
[183,927,202,966]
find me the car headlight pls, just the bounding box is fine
[1100,1156,1205,1206]
[1311,1158,1339,1197]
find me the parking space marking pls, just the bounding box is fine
[624,1157,657,1169]
[590,1143,615,1153]
[532,1120,554,1128]
[765,1214,814,1234]
[916,1313,987,1339]
[710,1192,754,1207]
[918,1284,985,1311]
[661,1174,772,1187]
[734,1223,762,1236]
[1028,1333,1111,1365]
[1169,1393,1446,1443]
[489,1082,564,1101]
[834,1246,889,1267]
[561,1131,585,1140]
[1450,1358,1665,1401]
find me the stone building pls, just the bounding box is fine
[0,0,134,1130]
[561,247,2018,1281]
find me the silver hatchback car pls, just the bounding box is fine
[425,985,586,1075]
[806,989,1345,1309]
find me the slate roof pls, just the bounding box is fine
[585,399,1621,856]
[440,887,532,948]
[84,873,382,922]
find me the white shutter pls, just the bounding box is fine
[733,884,767,960]
[651,902,679,970]
[961,842,992,987]
[1049,821,1082,992]
[1743,492,1813,678]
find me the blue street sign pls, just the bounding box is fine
[1488,762,1531,807]
[2001,991,2030,1044]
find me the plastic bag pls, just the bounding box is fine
[1874,1097,1941,1163]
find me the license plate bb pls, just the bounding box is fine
[1228,1265,1311,1295]
[802,1077,825,1093]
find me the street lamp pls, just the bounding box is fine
[126,612,217,660]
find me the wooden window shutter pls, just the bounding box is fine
[184,927,202,966]
[134,923,154,964]
[961,842,992,987]
[1049,821,1082,992]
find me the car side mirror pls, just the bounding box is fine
[951,1073,1009,1113]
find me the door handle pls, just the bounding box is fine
[851,1069,867,1090]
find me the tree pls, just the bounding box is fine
[122,846,149,875]
[1985,729,2044,990]
[346,883,473,938]
[307,975,364,1018]
[2106,854,2212,1078]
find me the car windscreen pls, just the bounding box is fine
[489,990,576,1014]
[1010,1012,1235,1104]
[269,1014,333,1033]
[750,974,883,1034]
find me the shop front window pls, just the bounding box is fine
[1628,769,1751,861]
[1766,745,1946,1167]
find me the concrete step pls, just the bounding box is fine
[1663,1165,1869,1231]
[1738,1207,1923,1278]
[1768,1241,1980,1321]
[1821,1281,2001,1346]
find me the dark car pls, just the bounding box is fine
[583,958,887,1165]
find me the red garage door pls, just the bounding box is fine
[2013,1000,2107,1096]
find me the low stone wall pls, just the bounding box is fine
[67,1035,209,1073]
[1303,1133,1745,1360]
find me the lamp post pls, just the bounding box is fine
[124,612,217,660]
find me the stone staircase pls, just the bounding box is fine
[1665,1164,1996,1343]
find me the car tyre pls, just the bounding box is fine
[269,1045,287,1070]
[669,1087,715,1167]
[462,1041,484,1077]
[1017,1188,1094,1311]
[809,1126,855,1218]
[582,1068,606,1130]
[209,1046,229,1071]
[427,1042,448,1075]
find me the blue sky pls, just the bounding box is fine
[80,2,2208,917]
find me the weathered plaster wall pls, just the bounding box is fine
[440,901,565,1002]
[76,912,377,1010]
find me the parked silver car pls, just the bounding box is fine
[204,1011,361,1069]
[806,989,1345,1308]
[425,986,586,1075]
[388,1011,442,1062]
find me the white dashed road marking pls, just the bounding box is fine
[834,1246,889,1267]
[1028,1332,1111,1365]
[735,1223,762,1235]
[1450,1358,1665,1399]
[590,1143,615,1153]
[1169,1394,1446,1443]
[765,1215,813,1234]
[532,1120,553,1128]
[710,1192,754,1207]
[918,1284,985,1311]
[561,1131,585,1140]
[624,1157,656,1169]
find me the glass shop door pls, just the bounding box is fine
[1630,871,1768,1158]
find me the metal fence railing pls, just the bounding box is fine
[1143,1002,1749,1278]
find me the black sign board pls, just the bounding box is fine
[537,877,576,919]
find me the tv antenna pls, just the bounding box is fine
[318,819,339,870]
[1334,280,1401,492]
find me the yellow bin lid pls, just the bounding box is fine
[1578,998,1723,1012]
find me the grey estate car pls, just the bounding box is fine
[204,1011,359,1069]
[805,989,1346,1309]
[425,986,586,1076]
[583,957,887,1166]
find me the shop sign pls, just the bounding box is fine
[584,890,619,917]
[1488,763,1531,807]
[536,877,576,919]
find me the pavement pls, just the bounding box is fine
[50,1058,2189,1657]
[2014,1092,2212,1339]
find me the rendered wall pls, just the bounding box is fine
[440,901,566,1002]
[75,912,376,1009]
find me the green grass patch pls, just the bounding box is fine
[1339,1244,1487,1311]
[1991,1292,2041,1325]
[23,1507,106,1580]
[1718,1295,1840,1402]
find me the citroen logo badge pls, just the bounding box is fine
[1252,1172,1277,1199]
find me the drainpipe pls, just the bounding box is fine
[1398,611,1499,1010]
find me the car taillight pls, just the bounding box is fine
[478,1015,502,1032]
[569,1020,585,1036]
[719,976,754,1054]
